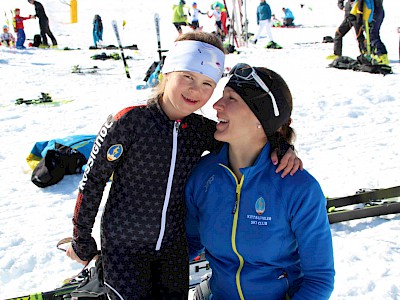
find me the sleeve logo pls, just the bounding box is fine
[107,144,123,161]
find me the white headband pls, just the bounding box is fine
[162,40,225,84]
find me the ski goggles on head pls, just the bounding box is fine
[229,63,280,117]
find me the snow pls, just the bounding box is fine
[0,0,399,299]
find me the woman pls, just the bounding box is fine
[66,33,301,299]
[185,64,335,299]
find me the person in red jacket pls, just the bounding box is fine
[13,8,34,49]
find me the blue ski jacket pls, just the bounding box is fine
[257,1,272,24]
[186,143,335,300]
[284,8,295,20]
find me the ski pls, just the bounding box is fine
[154,13,162,61]
[327,186,400,224]
[328,202,400,224]
[12,93,73,106]
[327,186,400,209]
[111,20,131,79]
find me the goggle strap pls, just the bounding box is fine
[252,72,280,117]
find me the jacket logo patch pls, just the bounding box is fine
[107,144,123,161]
[255,197,266,215]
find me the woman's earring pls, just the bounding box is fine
[257,125,262,129]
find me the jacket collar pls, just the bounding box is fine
[218,142,272,179]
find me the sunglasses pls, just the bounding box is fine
[229,63,279,117]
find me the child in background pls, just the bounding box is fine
[13,8,34,49]
[1,25,16,47]
[92,14,103,48]
[208,5,223,39]
[189,2,207,30]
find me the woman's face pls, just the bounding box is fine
[162,71,216,120]
[213,87,263,144]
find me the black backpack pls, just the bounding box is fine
[33,34,41,47]
[31,145,87,188]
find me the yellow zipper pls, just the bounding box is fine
[220,164,245,300]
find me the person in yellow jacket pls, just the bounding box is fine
[350,0,389,65]
[173,0,189,35]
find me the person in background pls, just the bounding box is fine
[350,0,388,65]
[186,64,335,299]
[92,14,103,48]
[271,14,283,27]
[189,2,207,31]
[172,0,189,35]
[282,7,295,27]
[65,31,302,299]
[28,0,58,48]
[208,5,224,39]
[1,25,16,47]
[252,0,282,49]
[211,1,228,36]
[12,8,34,49]
[326,0,366,60]
[368,0,389,65]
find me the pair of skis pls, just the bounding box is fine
[327,186,400,224]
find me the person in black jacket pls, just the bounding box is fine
[65,31,302,300]
[28,0,57,47]
[326,0,366,60]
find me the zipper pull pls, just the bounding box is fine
[175,119,181,134]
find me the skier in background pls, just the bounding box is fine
[208,5,224,39]
[282,7,295,27]
[211,1,228,36]
[1,25,16,47]
[172,0,189,35]
[326,0,366,61]
[189,2,207,31]
[28,0,58,48]
[368,0,389,65]
[92,14,103,48]
[251,0,281,49]
[12,8,34,49]
[350,0,389,65]
[271,14,283,27]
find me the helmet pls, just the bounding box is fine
[3,25,8,29]
[193,2,197,5]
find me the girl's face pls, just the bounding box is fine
[162,71,216,120]
[213,87,263,144]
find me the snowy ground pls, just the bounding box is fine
[1,0,400,299]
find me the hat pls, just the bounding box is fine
[3,25,8,29]
[192,2,197,6]
[226,67,292,136]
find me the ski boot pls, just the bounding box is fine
[326,54,339,60]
